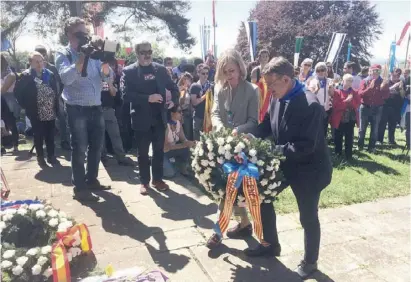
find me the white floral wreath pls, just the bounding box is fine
[0,203,82,280]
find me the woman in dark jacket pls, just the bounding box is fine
[14,51,59,167]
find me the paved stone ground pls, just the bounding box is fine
[2,149,410,282]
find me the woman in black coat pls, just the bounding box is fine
[14,51,59,167]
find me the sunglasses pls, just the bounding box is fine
[304,64,312,67]
[316,69,326,73]
[139,50,152,56]
[201,72,209,76]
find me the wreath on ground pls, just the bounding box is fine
[191,129,285,204]
[0,200,88,282]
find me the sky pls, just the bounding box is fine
[15,0,411,62]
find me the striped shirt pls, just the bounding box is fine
[55,46,110,106]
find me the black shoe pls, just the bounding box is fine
[87,180,111,191]
[244,243,281,257]
[47,156,60,166]
[117,157,135,166]
[227,223,253,239]
[1,147,6,155]
[389,141,397,145]
[61,141,71,151]
[73,190,99,202]
[294,260,318,280]
[37,157,48,168]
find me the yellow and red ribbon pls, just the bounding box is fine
[51,223,92,282]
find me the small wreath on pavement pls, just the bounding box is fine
[0,200,89,282]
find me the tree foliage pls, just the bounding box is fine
[236,1,382,71]
[1,1,195,51]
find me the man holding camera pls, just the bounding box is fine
[55,17,112,202]
[121,42,179,195]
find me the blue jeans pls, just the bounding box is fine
[358,104,383,150]
[163,147,190,178]
[57,97,70,144]
[66,104,105,189]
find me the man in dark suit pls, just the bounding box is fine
[246,57,332,279]
[121,42,179,195]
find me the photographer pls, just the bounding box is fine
[55,17,112,202]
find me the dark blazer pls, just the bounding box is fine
[121,62,179,131]
[256,90,333,191]
[14,69,59,121]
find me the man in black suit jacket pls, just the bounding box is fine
[246,57,332,279]
[121,42,178,195]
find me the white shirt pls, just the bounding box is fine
[307,77,333,111]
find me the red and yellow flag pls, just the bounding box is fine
[203,88,214,133]
[256,78,270,123]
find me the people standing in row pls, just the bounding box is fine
[251,49,271,123]
[177,72,194,140]
[55,17,112,202]
[342,61,362,90]
[121,41,179,195]
[298,58,313,83]
[14,52,59,167]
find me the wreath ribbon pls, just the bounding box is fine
[214,152,263,242]
[52,224,92,282]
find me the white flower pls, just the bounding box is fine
[47,209,58,218]
[12,265,23,276]
[3,249,16,259]
[260,169,264,175]
[26,248,39,256]
[271,159,280,166]
[264,199,271,204]
[260,195,266,200]
[277,181,282,187]
[207,152,215,160]
[69,247,82,258]
[216,137,225,146]
[238,142,246,149]
[195,164,201,171]
[17,208,28,216]
[234,144,243,153]
[58,211,67,218]
[260,179,268,187]
[218,146,226,155]
[0,221,6,230]
[250,156,258,163]
[66,252,73,262]
[36,210,46,219]
[207,143,214,152]
[257,160,264,167]
[37,255,48,266]
[269,172,276,180]
[16,256,29,267]
[209,161,216,167]
[217,157,224,164]
[48,218,59,227]
[226,136,234,143]
[266,165,274,171]
[263,190,271,195]
[32,264,42,275]
[198,149,204,156]
[224,152,232,160]
[274,164,280,171]
[2,214,13,221]
[218,190,225,196]
[268,183,278,190]
[43,267,53,278]
[204,168,212,175]
[271,191,278,197]
[224,144,231,151]
[41,246,52,255]
[1,260,12,269]
[3,209,17,215]
[60,217,68,223]
[249,149,257,157]
[238,195,246,202]
[28,204,44,211]
[200,159,209,167]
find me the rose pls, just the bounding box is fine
[16,256,29,267]
[32,264,42,275]
[3,249,16,259]
[49,218,59,227]
[260,179,268,187]
[218,146,226,155]
[198,149,204,156]
[200,160,209,167]
[224,152,232,160]
[26,248,39,256]
[0,221,6,230]
[271,191,278,197]
[3,209,16,215]
[43,267,53,278]
[266,165,274,171]
[217,157,224,164]
[226,136,234,143]
[28,204,44,211]
[209,161,216,167]
[36,210,46,219]
[2,214,13,221]
[234,145,242,153]
[224,144,232,151]
[238,142,245,149]
[58,211,67,218]
[47,209,59,217]
[12,265,24,276]
[1,260,12,269]
[257,160,264,167]
[41,246,52,255]
[217,137,225,146]
[37,255,48,266]
[250,156,258,163]
[17,208,28,216]
[249,149,257,157]
[207,152,215,160]
[207,143,214,151]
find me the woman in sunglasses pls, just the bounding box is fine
[298,58,314,83]
[306,62,335,136]
[163,104,195,177]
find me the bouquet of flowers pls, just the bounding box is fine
[191,129,285,205]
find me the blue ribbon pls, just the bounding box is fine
[222,152,260,189]
[1,199,42,209]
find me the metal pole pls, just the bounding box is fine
[404,34,410,69]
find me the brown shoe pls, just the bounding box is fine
[140,184,150,195]
[206,233,222,249]
[226,223,253,239]
[152,180,169,192]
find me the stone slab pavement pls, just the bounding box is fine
[1,149,410,282]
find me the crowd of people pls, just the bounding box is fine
[1,16,410,279]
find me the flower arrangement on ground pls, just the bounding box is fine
[0,200,92,282]
[191,129,285,205]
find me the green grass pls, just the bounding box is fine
[274,129,410,214]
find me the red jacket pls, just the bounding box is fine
[358,77,390,107]
[330,88,361,129]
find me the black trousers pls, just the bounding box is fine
[323,109,332,138]
[135,124,165,185]
[334,121,355,158]
[378,105,401,143]
[406,112,410,148]
[32,119,55,158]
[262,185,322,264]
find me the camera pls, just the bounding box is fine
[75,32,120,63]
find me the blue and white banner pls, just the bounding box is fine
[245,21,257,62]
[389,41,396,73]
[325,32,347,64]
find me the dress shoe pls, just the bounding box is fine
[37,157,48,168]
[87,180,111,191]
[140,184,150,195]
[73,190,99,202]
[152,180,169,192]
[294,260,318,280]
[244,243,281,257]
[47,156,60,166]
[117,157,135,166]
[226,223,253,239]
[206,233,222,249]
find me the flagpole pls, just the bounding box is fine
[405,34,410,69]
[212,0,216,58]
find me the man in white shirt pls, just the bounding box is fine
[343,62,362,90]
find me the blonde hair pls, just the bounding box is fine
[342,73,353,82]
[301,58,313,66]
[177,72,193,89]
[314,62,327,71]
[214,49,247,87]
[28,51,44,62]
